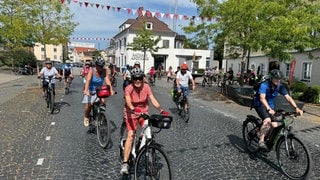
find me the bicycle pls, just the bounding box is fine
[87,85,113,149]
[175,88,190,122]
[201,74,212,87]
[242,110,311,180]
[40,75,60,114]
[111,75,117,87]
[64,76,71,95]
[119,113,173,179]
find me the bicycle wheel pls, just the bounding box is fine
[183,108,190,123]
[49,90,55,114]
[201,79,206,87]
[112,78,117,87]
[119,121,127,163]
[135,145,172,180]
[96,112,110,148]
[242,119,260,153]
[276,135,311,180]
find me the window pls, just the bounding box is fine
[54,55,57,60]
[285,63,290,77]
[145,22,153,30]
[302,62,312,80]
[53,48,57,52]
[41,48,44,52]
[260,63,266,75]
[163,40,169,48]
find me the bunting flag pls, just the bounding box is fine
[69,37,111,41]
[63,0,217,22]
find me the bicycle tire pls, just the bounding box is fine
[119,121,127,163]
[134,145,172,180]
[49,90,55,114]
[242,119,260,153]
[112,78,117,87]
[96,112,110,148]
[276,135,311,180]
[201,79,206,87]
[183,108,190,123]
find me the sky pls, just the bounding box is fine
[68,0,199,50]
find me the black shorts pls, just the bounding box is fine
[254,106,270,121]
[42,81,55,89]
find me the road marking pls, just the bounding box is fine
[46,136,51,141]
[21,110,30,113]
[51,122,55,125]
[36,158,44,165]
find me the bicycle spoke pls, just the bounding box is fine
[97,113,110,148]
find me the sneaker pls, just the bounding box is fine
[259,141,268,151]
[120,163,129,175]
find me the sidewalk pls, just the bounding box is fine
[0,72,23,85]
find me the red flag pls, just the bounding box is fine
[289,59,296,87]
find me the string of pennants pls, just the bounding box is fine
[69,37,112,41]
[60,0,217,22]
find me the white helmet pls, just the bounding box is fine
[65,60,71,64]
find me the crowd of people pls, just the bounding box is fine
[37,58,304,175]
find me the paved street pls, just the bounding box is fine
[0,71,319,179]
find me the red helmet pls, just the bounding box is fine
[181,63,188,70]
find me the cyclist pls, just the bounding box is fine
[62,60,73,87]
[80,61,92,89]
[38,60,61,99]
[82,58,114,127]
[175,63,195,109]
[148,66,156,84]
[122,65,132,91]
[120,67,169,175]
[253,69,303,150]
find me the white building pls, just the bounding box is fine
[112,13,212,73]
[33,43,63,63]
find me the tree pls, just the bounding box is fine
[28,0,78,61]
[127,22,161,72]
[0,0,32,70]
[188,0,320,85]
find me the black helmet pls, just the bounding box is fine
[269,69,283,79]
[45,60,52,64]
[131,68,144,78]
[95,57,105,67]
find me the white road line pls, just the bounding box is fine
[51,122,56,125]
[21,110,30,113]
[36,158,44,165]
[45,136,51,141]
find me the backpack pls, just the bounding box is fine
[250,75,270,110]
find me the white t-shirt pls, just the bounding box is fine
[176,70,193,87]
[40,67,58,83]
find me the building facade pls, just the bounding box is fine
[33,43,63,63]
[111,13,212,73]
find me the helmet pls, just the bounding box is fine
[269,69,283,79]
[95,57,105,67]
[181,63,188,70]
[109,64,113,68]
[134,61,140,65]
[85,61,91,65]
[131,68,144,78]
[45,60,52,64]
[65,60,70,64]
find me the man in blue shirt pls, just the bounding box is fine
[254,69,303,150]
[62,60,74,87]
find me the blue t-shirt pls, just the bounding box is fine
[253,80,288,109]
[62,64,73,75]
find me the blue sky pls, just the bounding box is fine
[68,0,199,50]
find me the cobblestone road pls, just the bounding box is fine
[0,74,319,179]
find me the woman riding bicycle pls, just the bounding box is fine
[175,63,195,109]
[82,57,114,127]
[120,67,168,175]
[253,69,303,150]
[38,60,61,98]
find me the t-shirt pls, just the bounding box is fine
[176,70,193,87]
[40,67,58,83]
[124,84,152,119]
[253,80,288,109]
[89,68,105,92]
[62,64,73,75]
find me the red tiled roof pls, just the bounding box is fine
[74,47,97,53]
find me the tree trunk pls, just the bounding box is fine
[239,48,248,86]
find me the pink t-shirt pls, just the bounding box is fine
[124,83,152,119]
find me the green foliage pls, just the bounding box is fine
[196,68,205,74]
[301,86,320,104]
[291,81,308,92]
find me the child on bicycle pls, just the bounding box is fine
[120,67,169,175]
[253,69,303,150]
[82,57,115,127]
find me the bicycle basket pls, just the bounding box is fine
[96,85,111,98]
[150,114,173,129]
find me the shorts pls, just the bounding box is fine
[42,81,55,89]
[123,107,145,131]
[176,86,190,97]
[82,92,99,104]
[254,106,270,121]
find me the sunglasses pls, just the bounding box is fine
[132,77,143,81]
